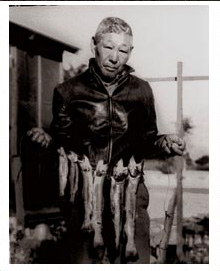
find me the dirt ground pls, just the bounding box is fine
[10,169,209,264]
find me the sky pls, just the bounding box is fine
[9,5,209,160]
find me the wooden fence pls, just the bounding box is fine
[145,61,208,263]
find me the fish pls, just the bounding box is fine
[58,147,69,197]
[110,159,128,250]
[78,155,94,232]
[92,160,108,248]
[67,151,79,203]
[124,156,143,260]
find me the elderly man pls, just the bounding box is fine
[29,17,185,264]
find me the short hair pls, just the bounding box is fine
[94,17,133,43]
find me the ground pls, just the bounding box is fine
[10,169,209,264]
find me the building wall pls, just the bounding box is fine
[10,46,62,211]
[41,57,62,128]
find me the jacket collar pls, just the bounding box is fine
[88,58,134,93]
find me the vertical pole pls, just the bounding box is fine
[176,61,184,262]
[37,55,42,128]
[10,47,25,226]
[13,157,25,226]
[177,62,184,137]
[37,55,43,193]
[10,47,18,157]
[59,62,64,84]
[158,189,177,263]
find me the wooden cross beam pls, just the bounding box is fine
[145,75,208,82]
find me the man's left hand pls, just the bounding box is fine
[157,134,186,156]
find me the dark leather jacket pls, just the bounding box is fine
[51,59,160,168]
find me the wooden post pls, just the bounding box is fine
[59,62,64,84]
[10,47,18,157]
[12,157,25,226]
[10,47,25,226]
[158,189,177,263]
[176,61,185,262]
[37,55,42,128]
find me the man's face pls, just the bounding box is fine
[93,32,133,81]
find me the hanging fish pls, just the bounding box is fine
[58,147,68,197]
[124,156,143,260]
[78,155,94,232]
[110,159,128,250]
[92,160,108,248]
[68,151,79,203]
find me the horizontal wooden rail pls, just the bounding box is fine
[145,75,209,82]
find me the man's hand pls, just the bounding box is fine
[155,134,186,156]
[27,127,52,147]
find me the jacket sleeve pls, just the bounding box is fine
[143,82,158,139]
[50,86,72,150]
[138,81,167,158]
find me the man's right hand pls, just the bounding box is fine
[27,127,52,147]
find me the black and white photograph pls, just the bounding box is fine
[2,2,214,267]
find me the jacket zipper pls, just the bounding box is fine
[106,76,131,164]
[92,70,130,165]
[107,94,113,164]
[107,76,130,164]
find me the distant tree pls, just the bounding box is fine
[195,155,209,165]
[195,155,209,166]
[182,117,196,169]
[183,117,194,134]
[64,64,87,81]
[195,155,209,170]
